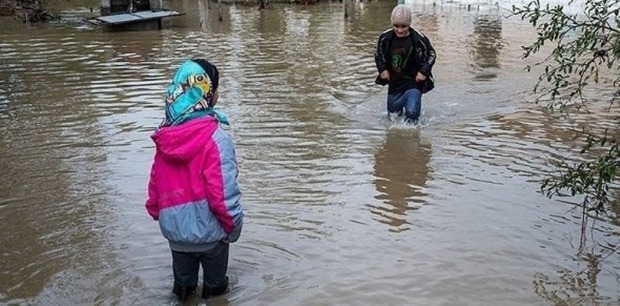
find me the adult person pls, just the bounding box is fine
[375,4,437,124]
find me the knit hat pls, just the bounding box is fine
[390,4,411,26]
[162,59,228,127]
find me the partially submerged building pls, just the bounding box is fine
[85,0,183,31]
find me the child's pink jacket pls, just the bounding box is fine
[145,116,243,252]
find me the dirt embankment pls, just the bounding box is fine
[0,0,56,22]
[0,0,17,16]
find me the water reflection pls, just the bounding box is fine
[253,5,281,34]
[411,4,439,39]
[0,21,169,304]
[101,31,163,63]
[198,0,210,31]
[0,39,117,301]
[371,129,431,232]
[472,16,503,68]
[534,252,611,305]
[1,1,620,305]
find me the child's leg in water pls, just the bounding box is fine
[171,251,200,301]
[199,242,230,298]
[403,88,422,124]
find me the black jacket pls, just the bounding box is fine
[374,27,436,93]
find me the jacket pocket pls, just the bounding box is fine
[375,75,388,86]
[421,75,434,94]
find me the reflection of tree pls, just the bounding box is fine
[470,14,503,74]
[612,198,620,227]
[371,130,431,232]
[198,0,210,31]
[533,252,612,305]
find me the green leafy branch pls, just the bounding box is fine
[542,125,620,214]
[512,0,620,214]
[512,0,620,112]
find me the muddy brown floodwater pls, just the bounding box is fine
[1,0,619,305]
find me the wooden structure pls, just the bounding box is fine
[85,0,183,31]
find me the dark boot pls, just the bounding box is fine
[201,277,229,298]
[172,283,197,301]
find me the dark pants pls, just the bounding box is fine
[171,242,229,300]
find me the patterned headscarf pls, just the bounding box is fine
[161,59,229,127]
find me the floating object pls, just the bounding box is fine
[84,0,184,31]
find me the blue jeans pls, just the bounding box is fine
[387,88,422,122]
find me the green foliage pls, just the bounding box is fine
[513,0,620,110]
[542,124,620,213]
[512,1,620,215]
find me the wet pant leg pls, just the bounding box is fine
[171,250,199,301]
[199,242,230,298]
[403,88,422,123]
[387,91,406,115]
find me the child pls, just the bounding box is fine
[374,4,436,124]
[145,58,244,301]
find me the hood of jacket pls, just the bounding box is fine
[151,116,218,162]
